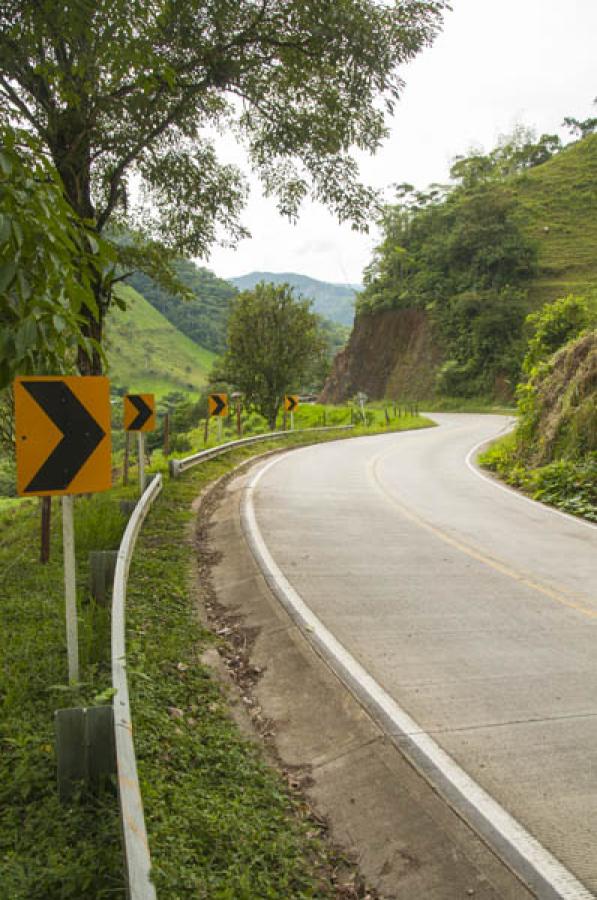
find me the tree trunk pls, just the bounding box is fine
[51,113,106,376]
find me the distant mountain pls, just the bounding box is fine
[229,272,359,326]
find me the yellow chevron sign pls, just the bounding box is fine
[208,393,228,417]
[14,376,111,496]
[284,395,299,413]
[124,394,156,432]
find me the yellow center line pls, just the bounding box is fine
[367,446,597,621]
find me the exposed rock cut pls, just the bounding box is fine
[320,308,443,403]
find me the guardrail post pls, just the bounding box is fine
[55,705,116,802]
[89,550,118,605]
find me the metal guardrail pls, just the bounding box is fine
[112,473,163,900]
[169,424,355,477]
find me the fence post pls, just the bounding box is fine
[40,496,51,563]
[122,431,130,486]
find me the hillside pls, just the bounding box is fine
[126,259,236,354]
[323,134,597,402]
[230,271,358,326]
[513,133,597,305]
[105,285,216,396]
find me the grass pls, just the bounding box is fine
[408,397,516,415]
[512,133,597,307]
[0,416,432,898]
[104,284,216,398]
[0,492,130,899]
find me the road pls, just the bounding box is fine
[245,413,597,898]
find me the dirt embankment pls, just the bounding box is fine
[320,308,443,403]
[527,329,597,465]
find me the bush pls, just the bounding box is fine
[523,293,597,373]
[0,459,16,497]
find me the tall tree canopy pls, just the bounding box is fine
[0,0,446,372]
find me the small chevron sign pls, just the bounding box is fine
[124,394,156,432]
[208,393,228,417]
[284,395,299,413]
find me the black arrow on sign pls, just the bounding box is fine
[128,395,153,430]
[286,396,298,412]
[23,381,105,492]
[210,394,226,416]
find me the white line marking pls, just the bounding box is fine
[464,426,597,532]
[242,449,595,900]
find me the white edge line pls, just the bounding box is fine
[464,424,597,532]
[241,450,594,900]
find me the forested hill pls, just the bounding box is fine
[322,131,597,403]
[126,259,237,355]
[230,272,359,326]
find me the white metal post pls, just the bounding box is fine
[217,417,223,443]
[290,412,294,431]
[137,432,145,494]
[62,495,79,684]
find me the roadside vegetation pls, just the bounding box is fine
[0,494,125,898]
[479,294,597,521]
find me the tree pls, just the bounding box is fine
[563,98,597,140]
[522,293,597,374]
[0,0,446,373]
[0,127,113,389]
[219,282,325,429]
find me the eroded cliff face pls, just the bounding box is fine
[320,308,444,403]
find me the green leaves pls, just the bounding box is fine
[0,129,114,388]
[221,282,327,429]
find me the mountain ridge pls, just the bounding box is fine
[229,271,359,326]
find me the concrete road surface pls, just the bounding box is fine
[245,414,597,898]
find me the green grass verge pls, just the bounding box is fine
[0,493,129,899]
[479,434,597,522]
[0,418,432,898]
[412,397,516,415]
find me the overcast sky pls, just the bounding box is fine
[205,0,597,286]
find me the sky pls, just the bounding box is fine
[205,0,597,286]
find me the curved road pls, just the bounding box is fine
[246,414,597,898]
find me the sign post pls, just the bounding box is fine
[284,395,299,431]
[62,495,78,682]
[208,393,228,443]
[356,391,368,425]
[124,394,156,495]
[14,376,112,683]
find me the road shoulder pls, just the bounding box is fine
[194,464,536,900]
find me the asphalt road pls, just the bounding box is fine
[249,413,597,897]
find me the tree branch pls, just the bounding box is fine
[0,77,48,138]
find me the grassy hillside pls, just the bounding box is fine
[126,260,236,354]
[513,133,597,306]
[105,285,216,397]
[331,132,597,403]
[230,271,357,326]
